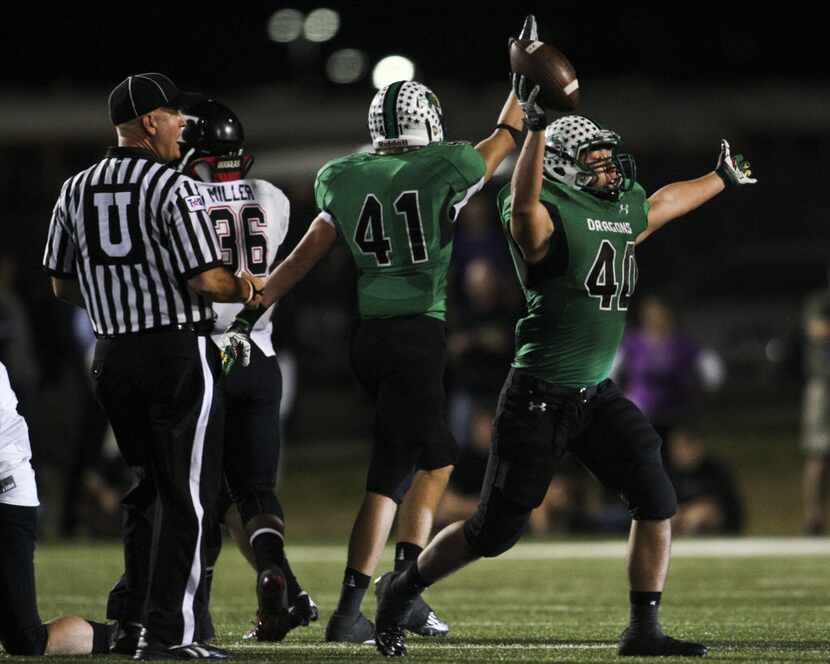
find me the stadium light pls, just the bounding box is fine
[304,8,340,43]
[326,49,367,84]
[372,56,415,89]
[267,9,304,43]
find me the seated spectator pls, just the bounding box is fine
[668,426,744,535]
[614,295,724,462]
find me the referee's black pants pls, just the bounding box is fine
[92,329,224,647]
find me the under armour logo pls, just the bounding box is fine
[528,401,547,412]
[619,203,629,215]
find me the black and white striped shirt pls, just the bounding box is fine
[43,147,223,336]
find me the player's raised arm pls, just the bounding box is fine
[474,15,538,181]
[508,77,555,264]
[637,139,756,244]
[260,214,337,308]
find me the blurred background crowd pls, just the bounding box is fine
[0,4,825,540]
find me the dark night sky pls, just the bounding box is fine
[5,4,821,93]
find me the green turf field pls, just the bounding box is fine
[5,539,830,663]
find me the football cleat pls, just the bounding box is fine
[241,568,291,642]
[134,629,230,660]
[375,625,407,657]
[288,591,320,629]
[618,626,708,657]
[243,590,319,641]
[324,611,375,644]
[375,572,448,637]
[111,621,142,655]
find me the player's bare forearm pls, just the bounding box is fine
[189,267,256,303]
[510,130,553,263]
[51,277,85,308]
[475,92,523,182]
[261,216,337,308]
[639,172,725,243]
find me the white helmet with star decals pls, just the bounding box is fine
[543,115,636,199]
[368,81,445,152]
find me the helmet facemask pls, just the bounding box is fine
[544,116,636,200]
[368,81,445,153]
[177,100,253,182]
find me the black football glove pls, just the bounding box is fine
[715,139,757,187]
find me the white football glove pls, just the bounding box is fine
[219,318,252,375]
[715,139,757,186]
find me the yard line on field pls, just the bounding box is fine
[229,642,614,651]
[285,538,830,562]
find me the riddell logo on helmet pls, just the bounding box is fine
[218,159,241,169]
[378,138,409,148]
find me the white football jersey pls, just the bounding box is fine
[0,362,38,506]
[197,179,290,356]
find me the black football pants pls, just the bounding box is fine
[92,330,224,647]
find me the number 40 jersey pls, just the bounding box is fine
[497,178,650,388]
[196,178,289,356]
[314,142,486,321]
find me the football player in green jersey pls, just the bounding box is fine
[257,17,535,644]
[373,76,756,657]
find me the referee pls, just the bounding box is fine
[43,73,261,660]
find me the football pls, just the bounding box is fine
[509,39,580,112]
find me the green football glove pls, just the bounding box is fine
[715,139,757,187]
[219,316,253,375]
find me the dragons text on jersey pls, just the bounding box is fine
[497,178,650,387]
[43,147,223,336]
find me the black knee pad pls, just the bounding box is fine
[2,623,48,656]
[623,461,678,520]
[462,488,531,558]
[237,489,284,528]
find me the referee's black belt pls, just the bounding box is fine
[511,369,608,404]
[96,320,215,340]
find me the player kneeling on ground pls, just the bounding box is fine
[373,36,756,658]
[0,362,112,656]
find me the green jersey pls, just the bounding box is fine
[497,179,650,387]
[315,142,486,320]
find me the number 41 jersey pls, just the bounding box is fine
[497,179,650,388]
[314,142,486,320]
[197,178,289,356]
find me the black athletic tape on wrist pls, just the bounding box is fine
[496,123,524,147]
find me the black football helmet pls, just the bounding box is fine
[178,99,254,182]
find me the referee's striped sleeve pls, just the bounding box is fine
[164,176,223,280]
[43,178,77,277]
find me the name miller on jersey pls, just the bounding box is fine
[586,218,633,235]
[204,182,255,204]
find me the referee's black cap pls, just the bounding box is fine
[108,73,203,126]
